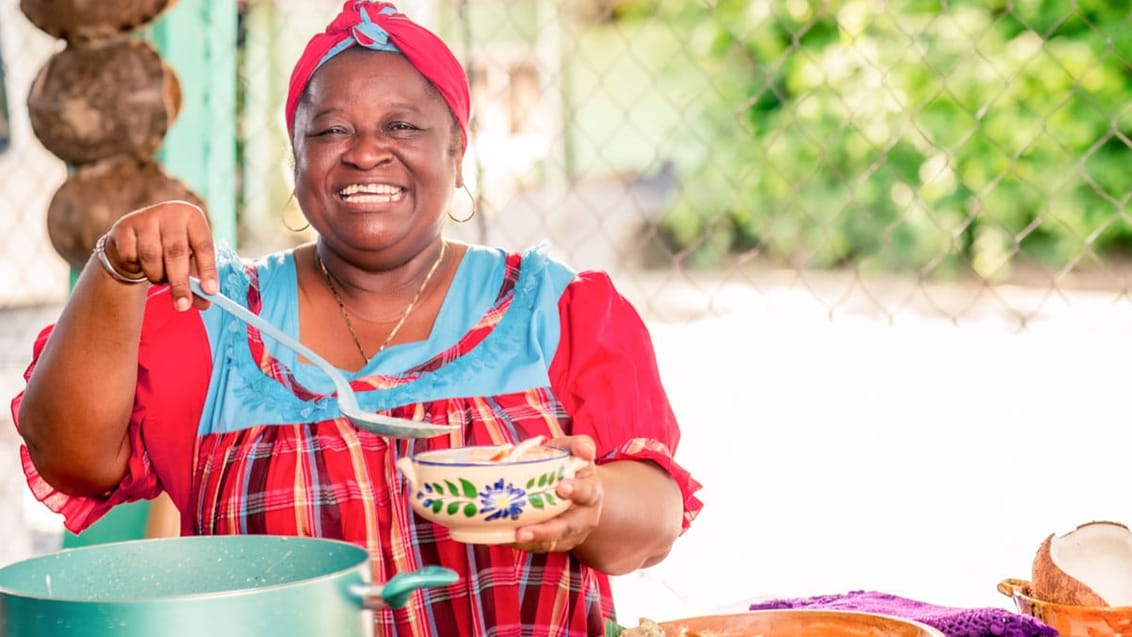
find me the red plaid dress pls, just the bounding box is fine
[14,245,702,636]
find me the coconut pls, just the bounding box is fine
[20,0,176,45]
[1031,520,1132,607]
[27,39,181,165]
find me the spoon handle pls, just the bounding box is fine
[188,277,458,439]
[188,277,353,398]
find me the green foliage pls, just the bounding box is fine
[621,0,1132,277]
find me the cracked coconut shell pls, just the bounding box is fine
[1031,520,1132,608]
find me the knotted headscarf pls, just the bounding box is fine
[285,1,470,149]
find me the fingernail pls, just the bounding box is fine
[175,297,190,312]
[202,278,219,295]
[515,530,533,542]
[559,483,574,497]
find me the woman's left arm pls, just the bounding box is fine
[582,458,684,571]
[517,268,702,574]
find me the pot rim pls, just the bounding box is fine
[659,609,947,636]
[0,534,370,604]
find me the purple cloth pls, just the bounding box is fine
[750,591,1058,637]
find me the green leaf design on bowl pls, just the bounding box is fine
[416,469,568,524]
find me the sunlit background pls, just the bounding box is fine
[2,0,1131,624]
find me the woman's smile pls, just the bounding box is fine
[336,182,407,207]
[291,48,463,257]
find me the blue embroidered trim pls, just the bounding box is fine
[359,244,565,412]
[197,243,574,435]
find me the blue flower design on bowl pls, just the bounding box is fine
[480,479,527,521]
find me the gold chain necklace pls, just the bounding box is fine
[315,241,448,364]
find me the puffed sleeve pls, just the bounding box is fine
[10,286,210,535]
[547,271,703,531]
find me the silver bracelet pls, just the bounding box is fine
[93,234,148,284]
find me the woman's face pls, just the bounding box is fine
[291,48,463,266]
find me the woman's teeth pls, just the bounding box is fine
[338,184,405,203]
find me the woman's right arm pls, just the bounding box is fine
[17,201,217,496]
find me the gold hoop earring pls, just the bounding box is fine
[448,184,477,223]
[283,218,310,232]
[282,193,310,232]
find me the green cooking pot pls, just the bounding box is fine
[0,535,457,637]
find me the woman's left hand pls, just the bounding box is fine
[512,435,603,555]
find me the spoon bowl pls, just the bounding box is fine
[189,277,459,439]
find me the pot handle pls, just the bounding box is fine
[997,578,1029,599]
[350,566,459,610]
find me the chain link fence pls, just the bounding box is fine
[2,0,1132,618]
[4,0,1131,328]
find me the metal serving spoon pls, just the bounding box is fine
[189,277,459,439]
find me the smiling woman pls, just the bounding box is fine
[10,2,702,636]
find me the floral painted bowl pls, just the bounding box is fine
[998,578,1132,636]
[396,445,587,544]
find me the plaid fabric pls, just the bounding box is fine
[192,251,612,636]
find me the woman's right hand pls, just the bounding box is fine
[100,200,219,311]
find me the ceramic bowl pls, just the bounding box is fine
[396,445,586,544]
[998,578,1132,635]
[652,609,945,636]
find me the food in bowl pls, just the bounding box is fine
[396,444,586,544]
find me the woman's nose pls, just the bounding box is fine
[342,133,392,169]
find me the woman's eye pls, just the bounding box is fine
[312,126,347,137]
[389,121,419,132]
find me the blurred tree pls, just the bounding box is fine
[615,0,1132,279]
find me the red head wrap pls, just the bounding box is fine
[285,1,470,149]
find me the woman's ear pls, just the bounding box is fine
[454,157,465,189]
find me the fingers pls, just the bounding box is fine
[540,434,601,508]
[546,435,598,504]
[512,442,603,554]
[161,229,194,312]
[105,226,145,280]
[105,201,214,311]
[514,501,596,554]
[187,217,218,294]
